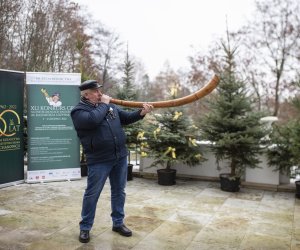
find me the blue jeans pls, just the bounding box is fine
[79,156,128,230]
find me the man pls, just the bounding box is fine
[71,80,153,243]
[47,92,62,107]
[41,89,62,107]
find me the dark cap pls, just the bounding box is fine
[52,92,60,97]
[79,80,103,91]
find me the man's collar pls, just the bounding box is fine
[80,97,99,107]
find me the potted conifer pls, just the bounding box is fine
[200,38,266,192]
[267,94,300,198]
[116,48,141,181]
[140,89,205,185]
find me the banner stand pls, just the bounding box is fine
[26,72,81,183]
[0,69,25,187]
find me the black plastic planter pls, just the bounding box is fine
[219,173,240,192]
[296,181,300,199]
[157,169,176,186]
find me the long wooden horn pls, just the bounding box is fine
[110,74,220,108]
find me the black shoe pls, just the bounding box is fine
[112,224,132,237]
[79,230,90,243]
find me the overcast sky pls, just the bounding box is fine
[74,0,256,79]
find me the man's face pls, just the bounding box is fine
[52,95,60,103]
[84,88,102,104]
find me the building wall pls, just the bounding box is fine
[139,143,290,186]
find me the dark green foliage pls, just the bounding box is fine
[116,49,137,101]
[267,121,299,175]
[116,49,141,162]
[267,93,300,176]
[200,41,266,177]
[142,107,205,170]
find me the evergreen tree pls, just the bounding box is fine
[200,38,266,177]
[267,87,300,177]
[116,46,137,101]
[267,122,297,175]
[140,86,205,170]
[116,47,141,163]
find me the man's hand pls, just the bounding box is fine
[140,103,154,116]
[100,94,111,104]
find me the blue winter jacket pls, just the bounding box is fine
[71,98,144,165]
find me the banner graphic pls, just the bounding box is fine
[0,69,24,187]
[26,72,81,182]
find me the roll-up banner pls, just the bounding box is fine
[0,69,25,188]
[26,72,81,183]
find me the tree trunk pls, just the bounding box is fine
[166,161,171,170]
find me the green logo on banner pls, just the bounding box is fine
[0,70,24,185]
[0,108,21,151]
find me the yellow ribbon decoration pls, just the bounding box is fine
[163,147,176,158]
[191,124,198,129]
[194,153,202,160]
[153,127,161,139]
[141,152,148,157]
[137,131,145,140]
[140,142,148,150]
[173,111,183,121]
[189,137,197,146]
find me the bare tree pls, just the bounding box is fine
[0,0,147,96]
[91,23,123,90]
[188,43,222,88]
[0,0,90,73]
[236,0,300,116]
[15,0,86,72]
[0,0,22,68]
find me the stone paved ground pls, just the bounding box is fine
[0,177,299,250]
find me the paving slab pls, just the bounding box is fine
[0,177,298,250]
